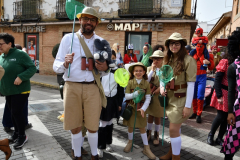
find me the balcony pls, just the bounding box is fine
[56,0,85,19]
[13,0,41,22]
[118,0,161,18]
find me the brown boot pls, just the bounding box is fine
[0,139,12,160]
[123,140,132,153]
[172,154,180,160]
[159,144,172,160]
[146,130,152,141]
[142,145,156,160]
[74,156,82,160]
[153,131,159,146]
[91,154,99,160]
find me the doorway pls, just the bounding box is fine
[25,33,39,72]
[125,32,152,61]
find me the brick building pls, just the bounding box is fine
[0,0,197,75]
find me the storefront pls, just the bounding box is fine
[0,19,197,75]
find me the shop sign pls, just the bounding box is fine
[107,23,163,31]
[12,26,46,33]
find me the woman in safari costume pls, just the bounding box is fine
[160,33,197,160]
[123,62,156,159]
[146,50,165,146]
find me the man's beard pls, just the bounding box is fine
[81,24,96,35]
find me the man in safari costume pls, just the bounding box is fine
[53,7,109,160]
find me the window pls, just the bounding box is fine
[129,0,153,14]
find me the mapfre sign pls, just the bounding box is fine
[107,23,163,31]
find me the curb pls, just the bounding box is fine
[30,80,59,90]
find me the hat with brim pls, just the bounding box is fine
[165,32,187,46]
[149,50,164,60]
[128,62,147,74]
[76,7,101,23]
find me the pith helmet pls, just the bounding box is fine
[149,50,164,59]
[76,7,101,23]
[165,32,187,46]
[128,62,147,74]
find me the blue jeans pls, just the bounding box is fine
[2,100,29,128]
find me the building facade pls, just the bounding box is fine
[231,0,240,32]
[0,0,197,75]
[207,11,231,49]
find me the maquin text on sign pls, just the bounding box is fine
[114,23,163,31]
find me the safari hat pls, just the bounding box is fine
[0,65,5,80]
[76,7,101,23]
[128,62,147,74]
[149,50,164,60]
[165,32,187,46]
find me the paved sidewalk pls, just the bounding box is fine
[30,73,59,89]
[0,74,238,160]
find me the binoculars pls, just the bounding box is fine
[81,57,93,71]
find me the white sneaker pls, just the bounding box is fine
[98,149,103,158]
[106,144,114,152]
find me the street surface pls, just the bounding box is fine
[0,85,239,160]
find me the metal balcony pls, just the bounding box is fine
[13,0,41,22]
[118,0,161,18]
[56,0,85,19]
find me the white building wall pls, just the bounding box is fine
[3,0,14,21]
[161,0,183,15]
[4,0,185,21]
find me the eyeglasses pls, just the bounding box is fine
[0,43,6,47]
[81,17,97,23]
[169,42,181,46]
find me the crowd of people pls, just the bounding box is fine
[0,6,240,160]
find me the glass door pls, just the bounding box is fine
[25,33,39,73]
[125,32,152,61]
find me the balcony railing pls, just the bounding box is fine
[118,0,161,17]
[56,0,85,19]
[13,0,41,22]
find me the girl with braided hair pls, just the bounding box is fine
[220,30,240,160]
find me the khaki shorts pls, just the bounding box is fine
[63,82,102,131]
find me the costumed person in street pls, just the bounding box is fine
[97,65,124,158]
[139,44,153,67]
[146,50,164,146]
[0,65,12,160]
[112,43,123,67]
[53,7,110,160]
[189,28,214,123]
[152,44,165,53]
[123,62,156,159]
[2,44,32,133]
[0,33,36,149]
[124,44,138,64]
[207,50,234,146]
[211,45,222,72]
[159,33,197,160]
[220,30,240,160]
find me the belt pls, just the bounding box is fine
[78,81,96,84]
[173,83,187,91]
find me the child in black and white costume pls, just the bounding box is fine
[97,66,124,158]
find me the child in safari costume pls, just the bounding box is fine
[123,62,156,159]
[160,33,197,160]
[146,50,165,146]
